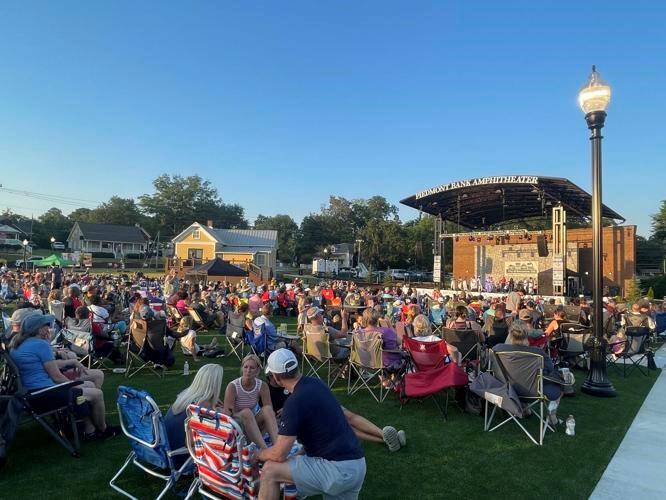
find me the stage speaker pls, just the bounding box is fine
[537,235,548,257]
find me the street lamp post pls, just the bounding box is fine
[50,236,55,252]
[578,66,616,397]
[22,238,29,270]
[323,248,329,277]
[355,239,363,267]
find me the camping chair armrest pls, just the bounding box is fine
[542,375,571,386]
[26,380,84,411]
[167,446,190,457]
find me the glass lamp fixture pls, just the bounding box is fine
[578,65,611,114]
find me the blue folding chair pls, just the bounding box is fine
[244,323,278,360]
[110,386,192,500]
[656,312,666,336]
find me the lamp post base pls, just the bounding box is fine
[581,338,616,397]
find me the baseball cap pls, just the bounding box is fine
[306,307,322,320]
[518,309,532,321]
[265,348,298,375]
[11,308,42,325]
[22,314,56,335]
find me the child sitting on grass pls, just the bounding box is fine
[176,316,224,361]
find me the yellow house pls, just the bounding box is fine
[172,222,278,277]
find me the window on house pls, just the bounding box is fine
[192,229,200,240]
[188,248,203,260]
[254,253,266,266]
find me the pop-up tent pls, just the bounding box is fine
[187,258,248,285]
[34,254,75,267]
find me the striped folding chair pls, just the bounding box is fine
[184,405,297,500]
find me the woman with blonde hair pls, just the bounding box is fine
[223,354,278,449]
[164,363,224,465]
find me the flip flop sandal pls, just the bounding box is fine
[382,426,401,452]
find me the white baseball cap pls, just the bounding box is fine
[265,348,298,375]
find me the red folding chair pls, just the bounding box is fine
[400,336,469,419]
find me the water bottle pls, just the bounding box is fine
[183,360,190,376]
[565,415,575,436]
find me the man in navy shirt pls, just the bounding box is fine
[256,349,366,500]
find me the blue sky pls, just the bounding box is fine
[0,1,664,236]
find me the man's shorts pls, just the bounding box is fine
[288,455,366,500]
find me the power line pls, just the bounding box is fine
[0,185,100,208]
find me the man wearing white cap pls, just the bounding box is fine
[256,349,366,500]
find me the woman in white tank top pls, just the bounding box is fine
[223,353,278,449]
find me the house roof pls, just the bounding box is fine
[192,258,248,277]
[172,223,278,249]
[331,243,354,254]
[218,246,272,254]
[71,222,150,243]
[211,228,277,248]
[0,224,20,233]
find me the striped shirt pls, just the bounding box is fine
[231,378,262,415]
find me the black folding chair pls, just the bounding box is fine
[559,323,592,369]
[607,326,652,377]
[442,327,482,373]
[0,348,86,458]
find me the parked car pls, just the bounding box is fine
[15,256,44,268]
[389,269,409,280]
[338,267,358,278]
[52,241,65,250]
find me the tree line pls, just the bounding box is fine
[1,174,445,271]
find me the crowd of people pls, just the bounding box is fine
[450,275,538,294]
[1,262,664,498]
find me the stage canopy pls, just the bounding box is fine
[400,175,624,229]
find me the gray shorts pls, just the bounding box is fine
[288,455,366,500]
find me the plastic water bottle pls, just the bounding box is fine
[565,415,575,436]
[183,360,190,376]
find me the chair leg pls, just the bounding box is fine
[33,412,78,457]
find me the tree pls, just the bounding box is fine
[651,200,666,243]
[36,208,72,247]
[255,214,299,263]
[297,214,339,263]
[138,174,247,237]
[359,219,409,270]
[68,207,94,223]
[88,197,143,226]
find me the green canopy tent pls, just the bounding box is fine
[34,254,75,267]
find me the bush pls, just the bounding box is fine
[91,252,115,258]
[124,253,145,260]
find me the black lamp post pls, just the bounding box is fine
[579,66,616,397]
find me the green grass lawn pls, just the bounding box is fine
[0,316,658,499]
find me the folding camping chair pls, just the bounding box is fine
[167,305,184,323]
[188,307,215,331]
[110,386,192,500]
[542,304,557,323]
[347,332,388,402]
[126,319,174,378]
[184,405,297,500]
[559,323,593,369]
[563,305,582,324]
[483,349,558,446]
[400,336,468,418]
[245,323,278,362]
[0,347,86,457]
[302,325,346,387]
[225,313,247,361]
[428,304,446,337]
[607,326,653,377]
[394,321,413,345]
[441,327,482,373]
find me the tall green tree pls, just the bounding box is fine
[652,200,666,243]
[89,197,143,226]
[138,174,247,237]
[36,208,72,247]
[254,214,299,263]
[359,219,409,270]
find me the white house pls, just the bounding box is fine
[67,222,151,255]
